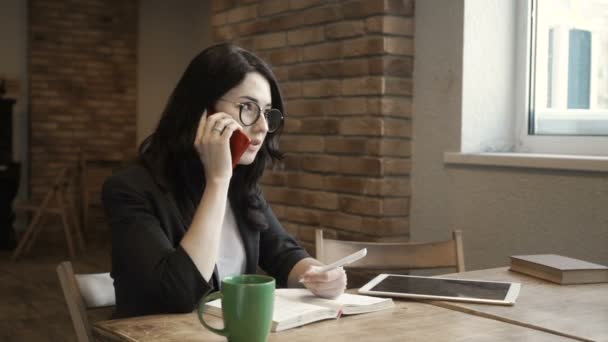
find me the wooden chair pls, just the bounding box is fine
[315,229,465,273]
[57,261,115,342]
[11,166,85,261]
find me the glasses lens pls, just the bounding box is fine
[240,102,261,126]
[266,109,283,132]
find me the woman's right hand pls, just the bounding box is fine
[194,110,243,182]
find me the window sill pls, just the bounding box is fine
[443,152,608,172]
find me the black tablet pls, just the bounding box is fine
[359,274,521,305]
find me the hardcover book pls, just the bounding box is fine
[510,254,608,285]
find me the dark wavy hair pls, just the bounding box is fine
[139,43,284,231]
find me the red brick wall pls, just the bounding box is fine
[211,0,414,251]
[28,0,137,201]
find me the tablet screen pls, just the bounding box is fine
[369,275,511,300]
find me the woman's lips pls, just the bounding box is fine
[248,139,262,151]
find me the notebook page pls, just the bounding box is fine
[204,294,338,323]
[272,294,332,321]
[276,289,393,314]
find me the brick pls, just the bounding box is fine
[287,172,326,190]
[320,211,364,233]
[212,26,237,41]
[300,42,342,62]
[237,20,268,36]
[284,99,324,116]
[301,155,383,176]
[295,223,323,242]
[322,97,368,115]
[342,0,386,19]
[226,5,258,24]
[282,153,301,170]
[284,118,339,134]
[285,206,322,225]
[270,190,332,211]
[289,0,326,10]
[367,97,413,117]
[324,21,365,40]
[382,197,410,216]
[259,0,290,16]
[281,82,302,98]
[385,37,414,55]
[383,118,411,138]
[286,64,321,81]
[212,0,237,13]
[281,222,300,237]
[260,170,287,186]
[211,12,227,26]
[287,27,325,46]
[266,48,300,65]
[377,139,411,157]
[280,135,325,152]
[366,16,414,36]
[253,32,286,50]
[385,77,413,96]
[324,137,369,154]
[338,118,384,136]
[323,213,409,237]
[383,158,411,175]
[342,37,384,57]
[301,80,341,97]
[370,56,413,77]
[341,77,384,96]
[272,66,289,81]
[339,195,383,216]
[338,59,372,77]
[295,5,342,26]
[270,203,288,220]
[343,0,414,19]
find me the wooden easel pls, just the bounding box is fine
[11,166,85,261]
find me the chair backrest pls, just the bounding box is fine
[315,230,465,272]
[56,261,115,342]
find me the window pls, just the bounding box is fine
[519,0,608,156]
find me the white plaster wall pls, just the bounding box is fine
[412,0,608,269]
[137,0,212,145]
[461,0,517,153]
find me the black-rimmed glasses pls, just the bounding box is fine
[217,99,283,133]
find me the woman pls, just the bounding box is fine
[102,43,346,318]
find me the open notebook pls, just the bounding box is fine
[202,288,394,332]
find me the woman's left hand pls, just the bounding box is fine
[299,266,347,299]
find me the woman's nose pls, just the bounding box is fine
[252,113,269,133]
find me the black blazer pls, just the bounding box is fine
[102,161,310,318]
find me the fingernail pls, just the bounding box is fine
[298,278,305,283]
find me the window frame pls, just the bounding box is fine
[515,0,608,157]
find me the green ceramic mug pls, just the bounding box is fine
[197,274,275,342]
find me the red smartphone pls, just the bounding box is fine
[207,109,252,168]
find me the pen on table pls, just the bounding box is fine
[299,248,367,282]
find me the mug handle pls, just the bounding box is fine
[197,291,229,337]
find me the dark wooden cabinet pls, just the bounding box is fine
[0,97,18,249]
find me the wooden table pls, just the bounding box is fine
[94,299,574,341]
[432,267,608,342]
